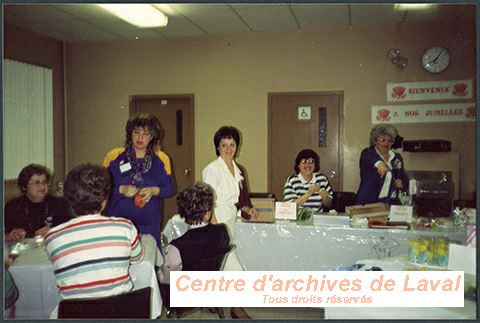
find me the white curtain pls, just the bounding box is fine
[3,59,54,179]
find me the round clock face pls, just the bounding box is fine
[421,46,450,73]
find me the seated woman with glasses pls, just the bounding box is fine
[4,164,72,241]
[283,149,333,212]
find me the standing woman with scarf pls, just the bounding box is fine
[103,113,174,248]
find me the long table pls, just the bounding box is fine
[163,216,465,271]
[8,234,163,319]
[163,218,473,319]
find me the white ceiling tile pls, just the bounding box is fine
[406,4,462,24]
[80,15,162,40]
[3,3,473,43]
[172,4,232,15]
[173,4,250,34]
[25,22,80,42]
[40,18,122,41]
[155,15,206,38]
[233,5,298,32]
[53,4,116,19]
[350,4,402,26]
[291,4,350,28]
[4,4,76,22]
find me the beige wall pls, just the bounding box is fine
[65,21,476,200]
[5,19,475,200]
[3,24,66,181]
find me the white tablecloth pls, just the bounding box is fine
[324,301,476,319]
[163,217,465,271]
[8,234,163,319]
[324,255,476,319]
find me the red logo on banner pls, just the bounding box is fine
[392,86,406,99]
[465,106,476,119]
[376,109,391,121]
[452,83,468,97]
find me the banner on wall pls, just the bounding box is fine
[372,102,476,124]
[387,79,473,101]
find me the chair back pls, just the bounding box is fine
[58,287,151,319]
[184,244,234,271]
[160,244,234,316]
[332,192,357,213]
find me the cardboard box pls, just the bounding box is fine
[346,203,389,218]
[248,198,275,223]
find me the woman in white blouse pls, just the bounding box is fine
[202,126,258,271]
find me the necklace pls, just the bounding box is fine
[126,145,153,187]
[23,196,51,234]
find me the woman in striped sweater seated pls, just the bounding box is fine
[283,149,333,213]
[45,163,144,300]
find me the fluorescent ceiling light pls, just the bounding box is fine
[97,4,168,28]
[394,4,435,11]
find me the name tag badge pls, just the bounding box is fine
[119,162,132,173]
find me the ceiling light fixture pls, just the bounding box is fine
[394,4,434,11]
[97,4,168,28]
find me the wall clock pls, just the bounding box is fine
[421,46,450,73]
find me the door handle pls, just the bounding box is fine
[184,168,192,176]
[329,170,336,178]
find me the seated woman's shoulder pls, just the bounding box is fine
[213,223,229,236]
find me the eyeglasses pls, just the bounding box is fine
[300,159,315,165]
[378,136,394,144]
[28,180,49,187]
[132,129,152,137]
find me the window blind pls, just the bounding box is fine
[3,59,54,179]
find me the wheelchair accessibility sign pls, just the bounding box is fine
[298,106,311,120]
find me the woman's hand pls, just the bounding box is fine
[6,228,26,242]
[294,185,320,206]
[35,225,50,237]
[319,190,332,208]
[242,206,259,220]
[319,189,330,200]
[247,207,259,220]
[307,184,321,195]
[138,186,160,203]
[119,185,139,197]
[376,162,389,178]
[394,179,404,189]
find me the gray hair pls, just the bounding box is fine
[369,124,398,146]
[177,182,215,225]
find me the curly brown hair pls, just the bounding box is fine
[125,113,164,149]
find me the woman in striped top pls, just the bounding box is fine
[45,164,144,300]
[283,149,333,213]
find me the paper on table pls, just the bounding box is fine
[275,202,296,220]
[389,205,413,223]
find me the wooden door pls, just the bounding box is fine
[131,95,194,228]
[268,92,343,202]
